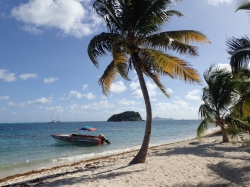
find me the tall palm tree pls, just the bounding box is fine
[88,0,209,164]
[197,65,250,142]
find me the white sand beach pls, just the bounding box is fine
[1,134,250,187]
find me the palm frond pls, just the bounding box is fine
[142,67,170,97]
[161,30,210,44]
[112,49,130,81]
[88,32,116,67]
[236,2,250,12]
[225,115,250,133]
[98,60,118,95]
[198,103,216,120]
[133,0,174,34]
[233,95,250,118]
[93,0,124,33]
[148,49,201,84]
[144,33,199,56]
[226,36,250,73]
[197,118,213,139]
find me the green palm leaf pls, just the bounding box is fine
[147,49,201,84]
[88,32,117,67]
[236,2,250,11]
[98,61,118,95]
[226,36,250,73]
[197,118,213,139]
[225,116,250,133]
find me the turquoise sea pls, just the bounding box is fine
[0,120,203,179]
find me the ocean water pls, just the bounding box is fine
[0,120,201,179]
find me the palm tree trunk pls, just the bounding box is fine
[129,61,152,164]
[221,125,229,143]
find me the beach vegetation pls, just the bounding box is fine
[88,0,209,164]
[197,65,250,142]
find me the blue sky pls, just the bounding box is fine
[0,0,248,123]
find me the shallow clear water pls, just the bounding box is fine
[0,120,201,178]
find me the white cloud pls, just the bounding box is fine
[118,98,141,106]
[18,102,28,108]
[81,100,115,109]
[69,90,83,98]
[7,102,15,106]
[207,0,232,6]
[131,81,157,98]
[110,81,127,93]
[19,73,38,80]
[44,77,59,83]
[20,25,44,35]
[46,106,63,113]
[7,102,28,108]
[6,97,52,108]
[216,63,231,71]
[166,88,173,94]
[11,0,102,38]
[69,90,95,99]
[132,89,142,98]
[84,92,95,99]
[147,81,157,97]
[27,97,52,104]
[0,108,7,111]
[0,69,17,82]
[0,96,10,100]
[82,84,88,90]
[185,89,201,100]
[154,99,198,119]
[68,104,78,110]
[130,81,140,90]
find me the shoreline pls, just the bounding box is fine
[0,138,195,183]
[1,134,250,186]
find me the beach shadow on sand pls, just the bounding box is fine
[153,137,250,186]
[1,164,140,187]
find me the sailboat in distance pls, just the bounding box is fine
[49,112,57,124]
[56,113,61,123]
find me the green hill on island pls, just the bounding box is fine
[107,111,143,122]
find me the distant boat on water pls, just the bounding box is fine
[49,112,61,124]
[56,113,61,123]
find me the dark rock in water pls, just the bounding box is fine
[107,111,143,122]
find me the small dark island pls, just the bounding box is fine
[107,111,143,122]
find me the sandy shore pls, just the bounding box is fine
[1,134,250,187]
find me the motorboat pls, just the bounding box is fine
[51,126,111,145]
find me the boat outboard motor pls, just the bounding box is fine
[98,134,111,144]
[104,138,111,144]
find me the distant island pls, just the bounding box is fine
[107,111,143,122]
[152,116,175,121]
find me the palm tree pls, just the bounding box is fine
[197,65,250,142]
[88,0,209,164]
